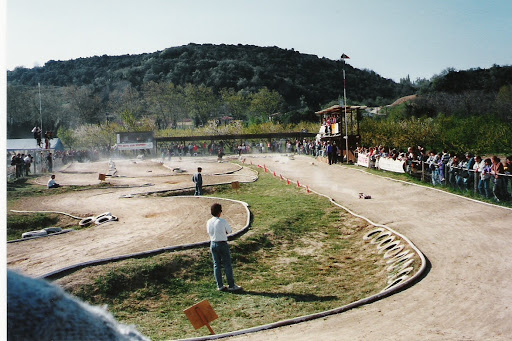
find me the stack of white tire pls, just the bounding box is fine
[79,212,118,227]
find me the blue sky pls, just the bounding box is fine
[4,0,512,82]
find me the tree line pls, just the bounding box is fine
[6,43,512,155]
[7,43,416,138]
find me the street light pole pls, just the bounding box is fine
[341,54,350,163]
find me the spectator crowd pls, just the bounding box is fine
[355,145,512,202]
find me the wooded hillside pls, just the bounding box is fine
[6,43,511,144]
[7,43,410,110]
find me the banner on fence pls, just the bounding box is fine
[378,157,406,173]
[115,142,154,150]
[357,153,370,168]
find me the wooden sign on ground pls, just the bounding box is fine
[183,299,218,335]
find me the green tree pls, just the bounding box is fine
[219,88,250,120]
[66,85,104,124]
[249,87,283,122]
[56,127,77,149]
[496,85,512,121]
[184,84,218,127]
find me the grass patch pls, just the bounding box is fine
[6,213,76,241]
[54,168,390,340]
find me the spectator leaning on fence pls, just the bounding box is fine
[463,153,475,190]
[491,156,509,202]
[479,158,493,198]
[504,156,512,197]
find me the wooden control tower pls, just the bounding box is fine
[315,105,366,162]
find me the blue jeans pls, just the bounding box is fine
[194,184,202,196]
[210,241,234,288]
[432,168,441,186]
[479,178,491,198]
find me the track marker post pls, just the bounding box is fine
[184,299,218,335]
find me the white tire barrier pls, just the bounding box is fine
[370,231,392,245]
[388,266,414,284]
[22,230,48,238]
[383,275,410,291]
[386,250,411,264]
[94,212,112,220]
[43,227,62,234]
[79,217,95,227]
[363,226,418,291]
[383,244,405,259]
[95,215,118,225]
[378,240,401,254]
[363,228,385,241]
[376,236,396,250]
[387,257,415,273]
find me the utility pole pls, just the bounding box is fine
[38,82,43,134]
[341,53,350,163]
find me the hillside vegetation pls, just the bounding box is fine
[7,44,412,137]
[6,43,512,154]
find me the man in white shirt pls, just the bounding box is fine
[206,203,242,292]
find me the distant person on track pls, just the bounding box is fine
[192,167,203,195]
[47,174,61,189]
[46,152,53,172]
[207,203,242,292]
[326,142,333,165]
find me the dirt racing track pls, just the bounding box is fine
[7,155,512,340]
[229,155,512,341]
[7,157,256,278]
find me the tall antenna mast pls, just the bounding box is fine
[38,82,43,133]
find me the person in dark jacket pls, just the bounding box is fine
[192,167,203,196]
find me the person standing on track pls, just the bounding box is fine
[192,167,203,195]
[207,203,242,292]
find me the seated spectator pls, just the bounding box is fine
[47,174,61,189]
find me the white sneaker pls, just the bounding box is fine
[217,286,227,291]
[228,284,242,291]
